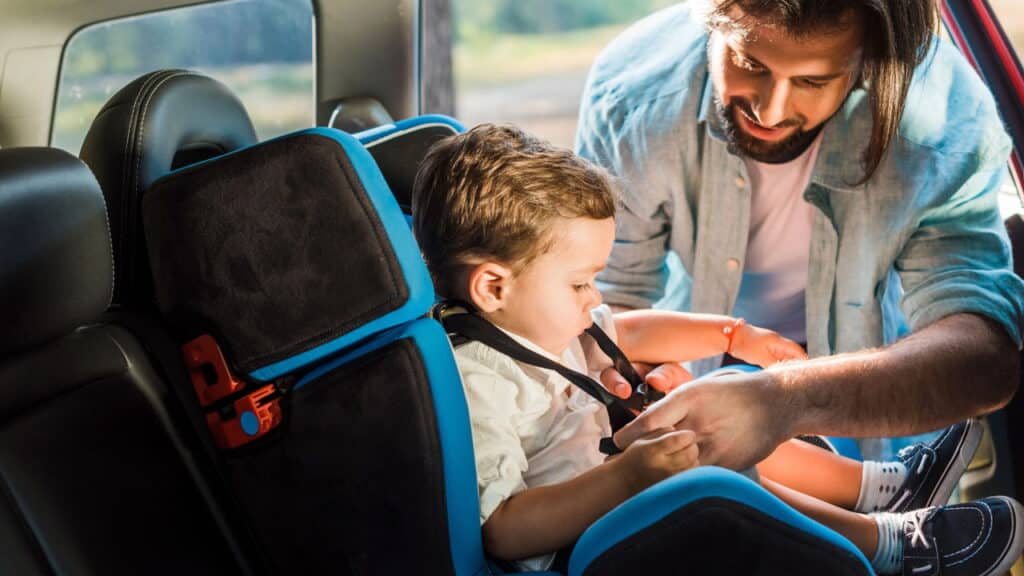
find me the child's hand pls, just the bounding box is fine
[616,428,699,495]
[730,323,808,367]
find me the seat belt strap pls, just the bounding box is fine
[436,305,649,453]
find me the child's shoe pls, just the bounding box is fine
[900,496,1024,576]
[886,419,983,513]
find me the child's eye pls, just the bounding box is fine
[800,78,828,90]
[572,283,588,292]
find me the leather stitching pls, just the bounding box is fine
[127,70,196,298]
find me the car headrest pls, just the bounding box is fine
[355,115,464,212]
[80,69,258,306]
[0,148,112,356]
[142,128,434,381]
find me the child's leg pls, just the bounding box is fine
[756,440,861,509]
[759,477,877,558]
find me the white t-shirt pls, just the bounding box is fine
[453,305,617,572]
[732,135,823,343]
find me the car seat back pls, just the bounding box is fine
[141,128,487,574]
[0,147,249,575]
[79,69,258,306]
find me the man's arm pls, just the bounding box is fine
[778,312,1017,437]
[615,312,1019,470]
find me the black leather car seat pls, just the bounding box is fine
[0,147,250,575]
[79,69,258,306]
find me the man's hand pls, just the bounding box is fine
[613,370,792,470]
[613,428,699,495]
[599,361,694,399]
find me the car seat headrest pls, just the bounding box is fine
[356,115,464,212]
[0,148,112,355]
[142,128,434,381]
[80,69,258,306]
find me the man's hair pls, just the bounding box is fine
[701,0,939,184]
[411,123,617,296]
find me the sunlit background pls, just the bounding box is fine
[52,0,1024,214]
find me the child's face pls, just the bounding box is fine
[496,217,615,355]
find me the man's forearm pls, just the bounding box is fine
[772,313,1019,438]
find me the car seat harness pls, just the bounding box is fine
[434,301,663,455]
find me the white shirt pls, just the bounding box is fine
[454,305,617,571]
[732,135,823,343]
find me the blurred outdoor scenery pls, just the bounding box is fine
[52,0,1024,216]
[452,0,677,149]
[52,0,314,154]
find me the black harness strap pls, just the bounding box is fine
[436,303,658,454]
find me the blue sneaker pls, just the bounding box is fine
[901,496,1024,576]
[886,419,983,513]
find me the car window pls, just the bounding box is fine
[451,0,675,148]
[984,0,1024,217]
[52,0,313,155]
[988,0,1024,58]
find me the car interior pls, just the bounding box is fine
[0,0,1022,574]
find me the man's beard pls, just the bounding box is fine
[715,97,823,164]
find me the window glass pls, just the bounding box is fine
[53,0,313,154]
[451,1,675,148]
[989,0,1024,59]
[986,0,1024,216]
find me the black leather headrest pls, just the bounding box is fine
[0,148,112,356]
[79,69,258,306]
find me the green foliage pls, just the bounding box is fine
[63,0,312,77]
[453,0,678,39]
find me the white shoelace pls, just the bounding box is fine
[905,508,935,550]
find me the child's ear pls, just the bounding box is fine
[467,261,513,313]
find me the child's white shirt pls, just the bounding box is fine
[453,305,617,571]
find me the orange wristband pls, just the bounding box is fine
[723,317,746,355]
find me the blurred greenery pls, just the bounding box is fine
[52,0,313,153]
[452,0,677,88]
[453,0,676,40]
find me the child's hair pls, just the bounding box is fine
[411,123,617,297]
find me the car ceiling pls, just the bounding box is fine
[0,0,419,148]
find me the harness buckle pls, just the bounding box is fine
[182,334,284,449]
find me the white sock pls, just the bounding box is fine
[856,460,908,512]
[869,512,904,575]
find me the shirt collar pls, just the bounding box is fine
[496,324,566,363]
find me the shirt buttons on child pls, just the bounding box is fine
[726,258,741,271]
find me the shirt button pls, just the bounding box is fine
[726,258,741,271]
[735,176,747,188]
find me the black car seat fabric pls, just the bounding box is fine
[355,114,464,212]
[0,147,248,575]
[141,128,488,574]
[0,148,112,356]
[79,69,258,306]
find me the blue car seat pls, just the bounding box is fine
[139,122,873,574]
[356,114,465,214]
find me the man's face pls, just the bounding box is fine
[707,10,864,163]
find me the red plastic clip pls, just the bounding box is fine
[181,334,283,449]
[205,385,283,450]
[182,334,246,407]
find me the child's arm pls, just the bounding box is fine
[614,310,807,367]
[483,429,698,560]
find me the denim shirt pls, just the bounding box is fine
[576,3,1024,375]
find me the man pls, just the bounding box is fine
[576,0,1024,470]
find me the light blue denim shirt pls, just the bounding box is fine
[576,3,1024,377]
